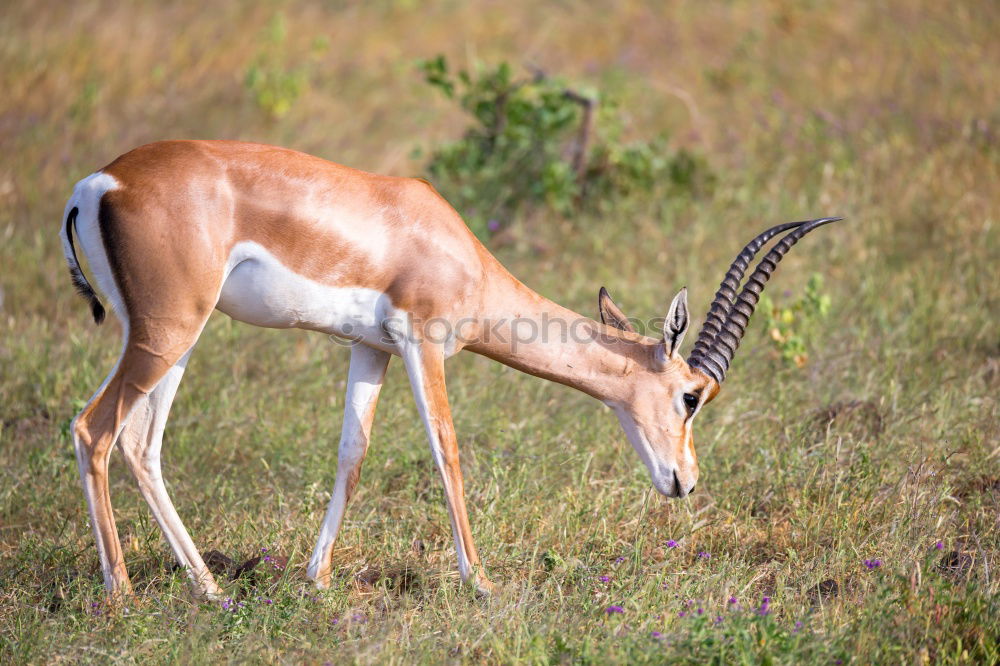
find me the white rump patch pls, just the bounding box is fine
[61,172,127,324]
[61,172,129,409]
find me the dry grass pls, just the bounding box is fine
[1,0,998,662]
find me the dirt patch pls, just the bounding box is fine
[807,578,839,604]
[936,550,974,581]
[953,475,1000,502]
[201,550,234,576]
[754,570,778,600]
[168,549,289,592]
[354,563,422,595]
[5,410,55,441]
[233,552,289,587]
[750,491,774,518]
[981,356,1000,386]
[809,399,884,440]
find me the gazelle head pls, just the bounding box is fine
[598,217,841,498]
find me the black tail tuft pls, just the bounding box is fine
[65,206,106,325]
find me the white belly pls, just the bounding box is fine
[216,241,394,349]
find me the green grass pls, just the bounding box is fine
[1,0,998,662]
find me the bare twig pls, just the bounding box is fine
[563,89,595,187]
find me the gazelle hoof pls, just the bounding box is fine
[190,576,223,602]
[104,582,134,605]
[474,577,497,598]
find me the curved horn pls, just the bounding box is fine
[690,217,842,384]
[687,220,811,365]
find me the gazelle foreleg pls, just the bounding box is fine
[116,349,222,599]
[397,336,495,596]
[308,343,391,589]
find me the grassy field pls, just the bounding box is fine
[1,1,998,662]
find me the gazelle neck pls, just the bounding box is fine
[465,264,654,404]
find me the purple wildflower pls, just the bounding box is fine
[757,596,771,616]
[615,556,626,564]
[697,608,704,615]
[487,219,501,233]
[863,559,882,570]
[598,575,611,583]
[678,611,686,618]
[666,540,678,548]
[651,631,663,638]
[714,615,724,625]
[793,620,804,633]
[261,547,268,553]
[934,540,944,550]
[728,596,738,605]
[264,598,273,605]
[697,551,710,559]
[605,605,625,614]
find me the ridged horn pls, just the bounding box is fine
[687,220,811,365]
[689,217,842,384]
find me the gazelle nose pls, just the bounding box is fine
[672,470,695,498]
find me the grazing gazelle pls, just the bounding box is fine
[61,140,839,599]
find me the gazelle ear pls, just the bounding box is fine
[598,287,636,333]
[661,287,689,359]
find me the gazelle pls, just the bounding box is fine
[61,140,839,599]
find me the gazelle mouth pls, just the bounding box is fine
[673,470,684,498]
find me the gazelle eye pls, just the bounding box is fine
[683,393,699,414]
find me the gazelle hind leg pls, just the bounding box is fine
[396,337,495,596]
[72,326,211,598]
[117,348,221,598]
[308,343,391,588]
[71,343,132,598]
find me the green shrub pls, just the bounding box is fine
[244,13,319,119]
[757,273,832,367]
[418,55,713,238]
